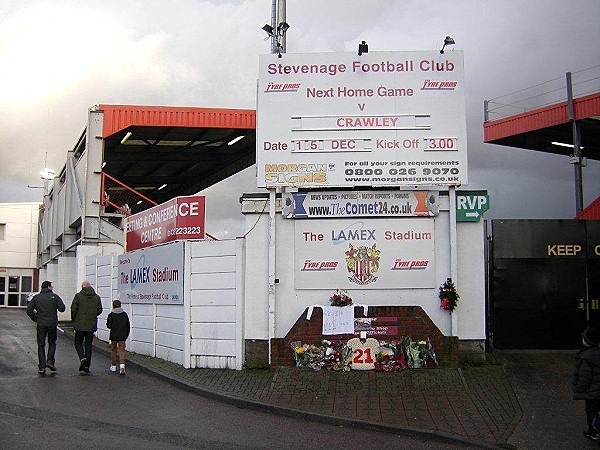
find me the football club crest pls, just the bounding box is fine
[345,243,380,285]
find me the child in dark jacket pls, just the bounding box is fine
[106,300,130,375]
[573,327,600,442]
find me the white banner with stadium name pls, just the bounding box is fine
[295,218,435,289]
[118,241,184,304]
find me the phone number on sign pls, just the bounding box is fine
[344,167,459,176]
[166,226,203,237]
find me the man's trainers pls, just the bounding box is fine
[119,364,125,375]
[110,365,117,372]
[38,368,46,375]
[79,358,87,372]
[46,362,57,372]
[584,430,599,441]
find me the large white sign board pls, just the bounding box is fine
[257,51,467,188]
[295,218,435,289]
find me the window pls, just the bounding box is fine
[7,294,18,306]
[1,276,36,308]
[8,277,18,292]
[21,276,33,292]
[0,223,5,240]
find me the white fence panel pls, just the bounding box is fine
[83,237,245,369]
[190,289,236,306]
[191,323,236,340]
[189,239,244,369]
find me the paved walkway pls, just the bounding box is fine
[67,327,590,449]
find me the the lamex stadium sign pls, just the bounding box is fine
[257,51,467,188]
[125,195,205,251]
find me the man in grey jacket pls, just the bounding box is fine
[71,281,103,373]
[26,280,66,375]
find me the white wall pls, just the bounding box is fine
[242,193,487,343]
[456,221,487,340]
[0,202,40,268]
[242,205,269,341]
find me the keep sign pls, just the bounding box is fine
[456,191,489,222]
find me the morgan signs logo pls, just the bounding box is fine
[345,243,380,285]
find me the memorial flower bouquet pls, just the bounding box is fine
[291,341,325,371]
[439,278,459,313]
[291,340,351,371]
[376,340,408,371]
[399,336,439,368]
[329,289,353,307]
[322,340,352,371]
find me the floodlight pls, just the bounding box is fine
[440,36,455,54]
[358,41,368,56]
[40,168,56,180]
[262,24,274,36]
[277,22,290,33]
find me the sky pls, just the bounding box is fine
[1,0,599,238]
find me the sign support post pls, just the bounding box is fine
[268,189,276,364]
[449,186,458,335]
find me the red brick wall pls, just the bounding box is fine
[270,306,458,368]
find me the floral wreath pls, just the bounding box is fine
[329,289,353,307]
[439,278,459,313]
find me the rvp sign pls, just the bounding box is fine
[456,192,489,222]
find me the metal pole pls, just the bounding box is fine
[277,0,287,54]
[267,0,285,365]
[449,186,458,336]
[483,100,489,123]
[269,0,277,54]
[566,72,584,215]
[268,190,276,365]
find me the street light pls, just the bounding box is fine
[440,36,455,54]
[39,168,56,180]
[262,21,290,58]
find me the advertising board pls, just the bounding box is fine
[118,241,184,304]
[295,218,435,289]
[125,195,205,251]
[282,190,439,219]
[257,51,467,188]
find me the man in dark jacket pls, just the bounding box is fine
[71,280,103,373]
[27,280,66,375]
[573,327,600,442]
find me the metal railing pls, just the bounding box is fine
[100,172,218,240]
[484,65,600,122]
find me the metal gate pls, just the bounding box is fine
[490,220,600,349]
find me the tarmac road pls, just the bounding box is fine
[0,309,477,449]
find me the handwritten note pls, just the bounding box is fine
[322,305,355,335]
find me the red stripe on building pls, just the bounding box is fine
[576,196,600,220]
[484,92,600,142]
[98,104,256,138]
